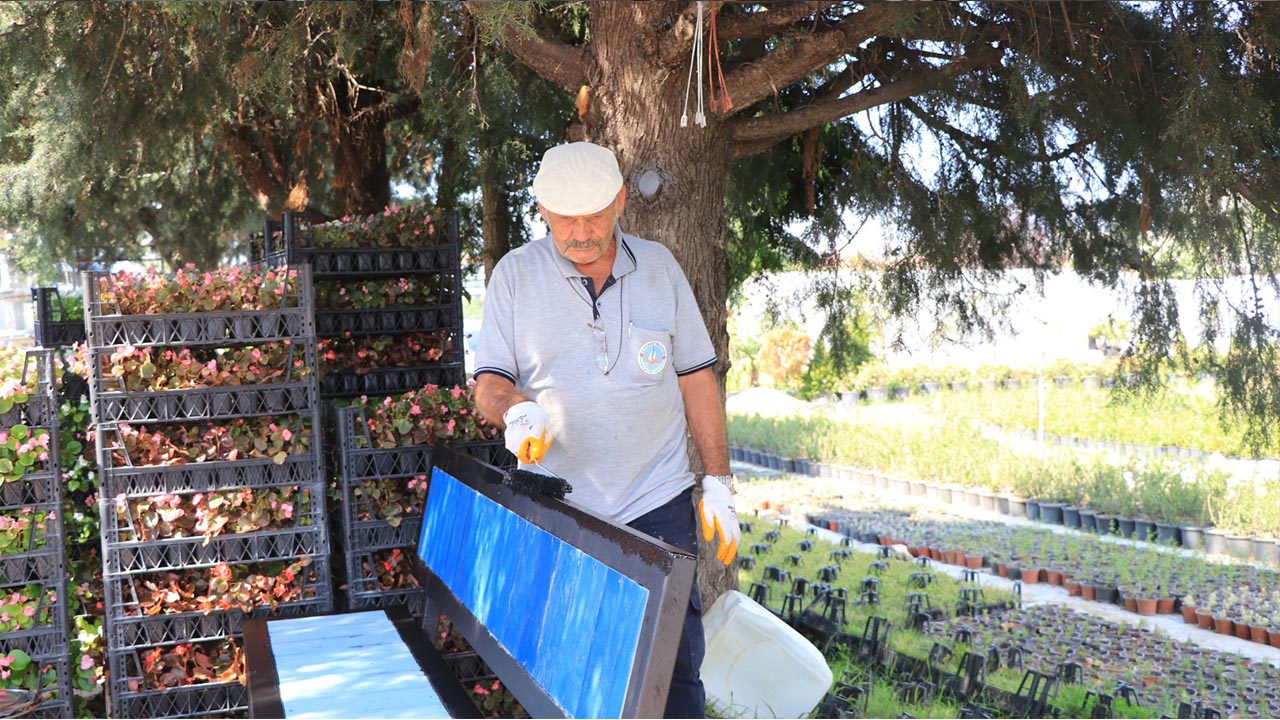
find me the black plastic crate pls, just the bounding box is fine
[0,499,65,556]
[83,265,315,348]
[86,307,314,349]
[0,578,69,657]
[455,439,515,470]
[442,650,497,685]
[0,548,64,585]
[96,452,319,499]
[105,565,331,649]
[342,444,434,483]
[103,525,329,576]
[346,585,424,616]
[31,287,87,347]
[0,472,61,507]
[108,677,247,719]
[102,482,323,545]
[92,382,316,424]
[314,303,461,338]
[345,516,423,554]
[318,363,466,398]
[8,656,71,720]
[0,349,57,428]
[254,210,461,280]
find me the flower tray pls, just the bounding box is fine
[254,210,461,280]
[4,656,71,720]
[344,516,423,554]
[87,308,314,349]
[107,675,246,720]
[101,485,323,547]
[345,582,425,616]
[318,362,465,398]
[93,382,316,425]
[30,287,86,348]
[98,454,319,498]
[0,472,61,508]
[314,304,460,338]
[105,574,331,650]
[103,526,329,576]
[0,547,64,585]
[0,578,69,660]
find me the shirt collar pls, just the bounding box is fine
[549,225,638,280]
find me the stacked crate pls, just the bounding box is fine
[84,266,332,718]
[257,209,511,612]
[335,404,511,612]
[260,210,466,397]
[30,288,87,350]
[0,350,72,718]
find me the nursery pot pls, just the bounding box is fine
[1155,522,1182,546]
[1133,518,1157,542]
[1078,510,1097,532]
[1117,517,1137,539]
[1225,534,1254,561]
[1253,538,1280,566]
[1007,497,1027,517]
[1196,610,1214,630]
[1039,502,1064,524]
[1025,500,1042,521]
[978,492,996,512]
[1203,528,1228,555]
[1180,525,1205,550]
[1135,598,1158,616]
[1061,506,1081,528]
[1094,514,1117,536]
[1095,585,1119,604]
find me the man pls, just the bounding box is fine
[473,141,740,718]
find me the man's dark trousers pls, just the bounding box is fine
[627,486,706,719]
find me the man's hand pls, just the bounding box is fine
[698,475,740,565]
[502,401,553,464]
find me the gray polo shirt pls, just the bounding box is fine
[474,228,717,524]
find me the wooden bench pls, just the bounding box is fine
[244,444,697,718]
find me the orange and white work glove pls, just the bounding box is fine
[502,401,554,464]
[699,474,740,565]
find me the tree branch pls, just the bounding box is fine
[900,96,1091,165]
[463,2,585,92]
[723,3,909,112]
[728,46,1003,159]
[716,2,840,42]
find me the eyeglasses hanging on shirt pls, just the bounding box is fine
[567,275,623,375]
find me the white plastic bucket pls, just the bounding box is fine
[700,590,832,718]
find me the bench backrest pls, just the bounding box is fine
[413,445,696,719]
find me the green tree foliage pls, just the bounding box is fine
[0,3,565,280]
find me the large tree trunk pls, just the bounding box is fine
[330,118,392,215]
[583,4,736,607]
[480,178,513,285]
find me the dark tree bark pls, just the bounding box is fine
[480,179,513,285]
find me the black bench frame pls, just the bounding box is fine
[412,445,697,718]
[245,444,696,718]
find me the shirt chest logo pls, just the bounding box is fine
[637,340,668,375]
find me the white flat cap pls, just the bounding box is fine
[532,142,624,216]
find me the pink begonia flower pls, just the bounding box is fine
[281,503,294,519]
[1,670,9,680]
[23,605,36,617]
[0,655,12,668]
[0,613,8,623]
[80,654,95,671]
[282,428,293,442]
